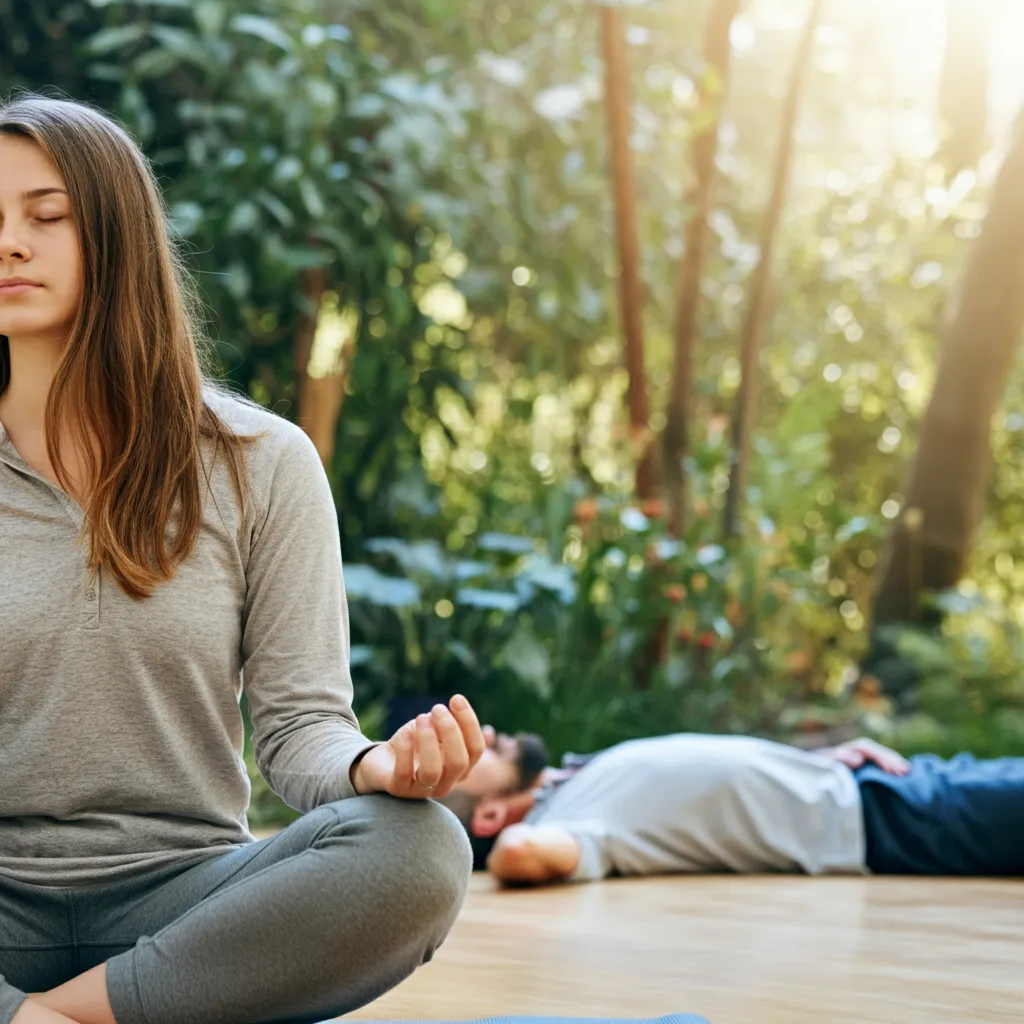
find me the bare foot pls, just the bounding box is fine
[11,996,83,1022]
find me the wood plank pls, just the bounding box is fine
[347,873,1024,1023]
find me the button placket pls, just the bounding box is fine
[81,567,101,630]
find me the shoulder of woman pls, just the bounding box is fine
[203,384,316,468]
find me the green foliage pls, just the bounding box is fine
[342,443,895,758]
[881,591,1024,759]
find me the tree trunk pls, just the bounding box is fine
[634,0,740,692]
[937,0,990,178]
[871,110,1024,631]
[600,5,655,499]
[663,0,741,536]
[300,372,352,465]
[294,267,357,466]
[722,0,821,540]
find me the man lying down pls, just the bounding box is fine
[438,727,1024,885]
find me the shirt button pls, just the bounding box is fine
[86,589,96,601]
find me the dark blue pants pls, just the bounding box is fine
[856,753,1024,875]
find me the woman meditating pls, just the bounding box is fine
[0,94,482,1024]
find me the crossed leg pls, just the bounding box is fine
[4,796,471,1024]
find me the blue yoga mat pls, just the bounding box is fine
[352,1016,711,1024]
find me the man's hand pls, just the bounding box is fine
[351,693,486,798]
[817,737,910,775]
[487,824,581,885]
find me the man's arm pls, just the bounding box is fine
[487,823,581,885]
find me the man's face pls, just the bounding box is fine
[453,724,520,798]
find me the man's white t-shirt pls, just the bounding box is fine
[523,733,867,882]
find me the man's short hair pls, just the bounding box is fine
[439,730,550,871]
[516,731,549,790]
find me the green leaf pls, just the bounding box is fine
[244,61,284,99]
[87,24,147,55]
[454,560,491,581]
[350,645,374,667]
[133,48,181,78]
[307,78,338,113]
[279,246,334,271]
[168,201,204,237]
[254,189,295,229]
[273,156,303,183]
[421,0,453,23]
[365,538,450,579]
[713,617,734,641]
[230,14,294,52]
[309,224,357,262]
[836,516,872,542]
[343,564,421,608]
[518,554,576,603]
[193,0,226,37]
[150,24,201,54]
[353,180,386,223]
[712,656,737,682]
[86,63,126,82]
[223,262,251,300]
[226,201,260,235]
[298,178,326,219]
[445,640,476,669]
[500,626,551,699]
[695,544,726,566]
[457,588,523,612]
[309,224,358,260]
[477,532,535,555]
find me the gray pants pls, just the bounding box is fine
[0,795,473,1024]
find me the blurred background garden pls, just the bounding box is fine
[6,0,1024,830]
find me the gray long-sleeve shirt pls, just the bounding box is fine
[0,386,378,888]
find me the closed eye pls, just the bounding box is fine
[37,216,65,224]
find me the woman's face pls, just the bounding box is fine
[0,135,83,343]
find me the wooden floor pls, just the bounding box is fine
[347,873,1024,1024]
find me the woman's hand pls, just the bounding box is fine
[351,693,486,799]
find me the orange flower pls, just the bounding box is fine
[854,674,887,714]
[797,717,825,733]
[697,632,716,649]
[856,675,881,698]
[641,497,668,519]
[694,500,710,518]
[573,498,599,524]
[664,583,687,603]
[786,649,812,673]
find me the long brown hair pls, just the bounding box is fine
[0,93,268,600]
